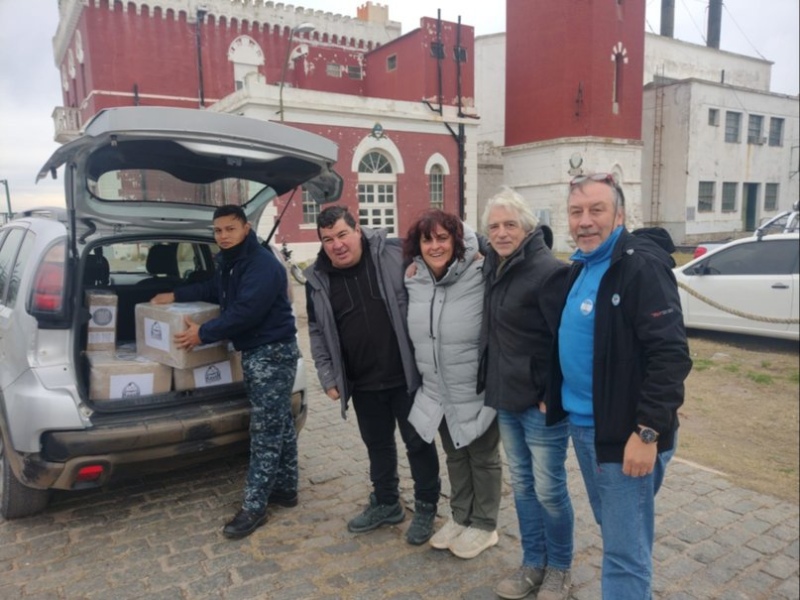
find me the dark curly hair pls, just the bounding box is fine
[316,205,357,238]
[403,209,466,264]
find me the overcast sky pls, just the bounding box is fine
[0,0,797,213]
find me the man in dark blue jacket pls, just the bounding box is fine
[152,204,299,539]
[547,173,692,599]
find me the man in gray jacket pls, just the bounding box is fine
[304,206,441,545]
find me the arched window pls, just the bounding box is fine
[429,165,444,210]
[358,151,397,235]
[228,36,265,90]
[611,42,628,115]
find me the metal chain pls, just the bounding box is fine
[677,281,800,325]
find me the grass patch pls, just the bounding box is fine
[746,372,774,385]
[789,371,800,384]
[693,358,714,371]
[761,360,772,369]
[723,364,740,373]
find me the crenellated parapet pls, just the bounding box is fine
[53,0,402,65]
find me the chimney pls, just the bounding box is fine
[707,0,722,49]
[660,0,674,38]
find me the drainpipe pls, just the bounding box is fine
[195,8,207,107]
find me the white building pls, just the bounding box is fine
[475,31,799,248]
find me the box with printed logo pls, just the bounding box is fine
[87,348,172,401]
[173,350,244,391]
[134,301,229,369]
[85,290,117,351]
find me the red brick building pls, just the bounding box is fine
[52,0,479,256]
[500,0,647,248]
[505,0,644,145]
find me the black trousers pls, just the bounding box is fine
[351,386,441,505]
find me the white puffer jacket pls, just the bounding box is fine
[405,225,496,448]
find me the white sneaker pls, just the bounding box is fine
[429,518,467,549]
[448,526,499,559]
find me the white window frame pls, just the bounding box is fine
[764,183,779,211]
[301,188,319,225]
[698,181,715,213]
[721,182,738,213]
[357,152,398,235]
[725,111,741,143]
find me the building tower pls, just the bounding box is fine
[503,0,646,249]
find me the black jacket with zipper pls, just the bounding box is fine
[546,227,693,463]
[478,227,569,412]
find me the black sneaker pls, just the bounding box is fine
[347,493,405,533]
[222,509,267,539]
[405,499,437,545]
[268,489,298,508]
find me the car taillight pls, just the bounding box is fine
[693,246,708,259]
[29,241,68,321]
[32,261,66,312]
[75,465,105,483]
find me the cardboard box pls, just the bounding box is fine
[85,290,117,351]
[87,348,172,401]
[134,301,229,369]
[173,351,244,391]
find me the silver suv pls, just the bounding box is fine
[0,107,340,519]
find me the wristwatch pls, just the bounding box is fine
[637,426,659,444]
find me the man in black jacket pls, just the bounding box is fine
[152,204,300,539]
[304,206,440,545]
[547,174,692,599]
[479,187,574,600]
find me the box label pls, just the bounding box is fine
[109,373,155,399]
[193,360,234,388]
[88,331,116,344]
[144,317,171,352]
[89,305,117,328]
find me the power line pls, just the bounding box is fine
[679,0,707,43]
[722,3,768,60]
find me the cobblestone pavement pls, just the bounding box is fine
[0,286,797,599]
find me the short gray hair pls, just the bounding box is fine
[481,186,540,234]
[568,173,626,211]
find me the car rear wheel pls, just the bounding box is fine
[0,431,51,520]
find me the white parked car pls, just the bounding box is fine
[674,233,799,340]
[693,202,799,259]
[0,107,341,519]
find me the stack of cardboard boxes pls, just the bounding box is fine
[85,293,243,401]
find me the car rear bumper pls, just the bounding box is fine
[11,390,306,491]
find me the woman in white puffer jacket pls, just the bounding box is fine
[403,209,502,560]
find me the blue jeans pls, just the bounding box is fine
[570,424,675,600]
[497,407,574,570]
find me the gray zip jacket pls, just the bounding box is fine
[405,226,496,448]
[304,226,421,419]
